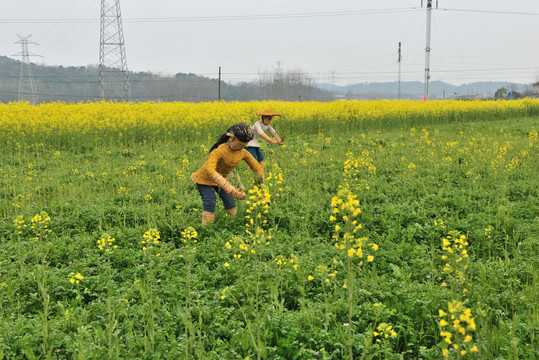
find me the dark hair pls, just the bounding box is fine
[209,123,254,153]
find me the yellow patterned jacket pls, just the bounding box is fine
[191,143,263,186]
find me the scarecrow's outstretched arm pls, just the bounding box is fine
[210,173,246,200]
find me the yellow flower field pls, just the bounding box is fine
[0,99,537,359]
[2,99,538,139]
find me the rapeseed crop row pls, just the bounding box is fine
[2,99,539,141]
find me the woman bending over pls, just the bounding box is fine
[191,123,263,226]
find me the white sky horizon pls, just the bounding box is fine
[2,0,539,87]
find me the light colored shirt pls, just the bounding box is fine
[246,120,277,148]
[190,143,263,186]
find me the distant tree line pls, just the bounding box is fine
[0,56,334,103]
[493,85,535,100]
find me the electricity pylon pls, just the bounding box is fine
[13,34,41,104]
[99,0,131,101]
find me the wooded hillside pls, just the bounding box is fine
[0,56,334,103]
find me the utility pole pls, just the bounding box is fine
[398,42,402,99]
[218,66,221,101]
[13,35,41,104]
[275,60,283,73]
[423,0,437,101]
[99,0,130,101]
[274,61,283,100]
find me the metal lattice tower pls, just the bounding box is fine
[13,35,41,104]
[99,0,130,101]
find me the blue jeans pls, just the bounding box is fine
[246,147,264,162]
[196,184,236,213]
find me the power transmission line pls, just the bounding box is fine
[4,6,539,25]
[440,8,539,16]
[0,8,418,24]
[0,68,535,78]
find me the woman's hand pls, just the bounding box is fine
[254,173,264,185]
[272,136,283,145]
[232,188,246,200]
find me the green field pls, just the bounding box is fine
[0,111,538,359]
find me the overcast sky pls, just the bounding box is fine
[2,0,539,86]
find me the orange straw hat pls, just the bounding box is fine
[256,109,282,117]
